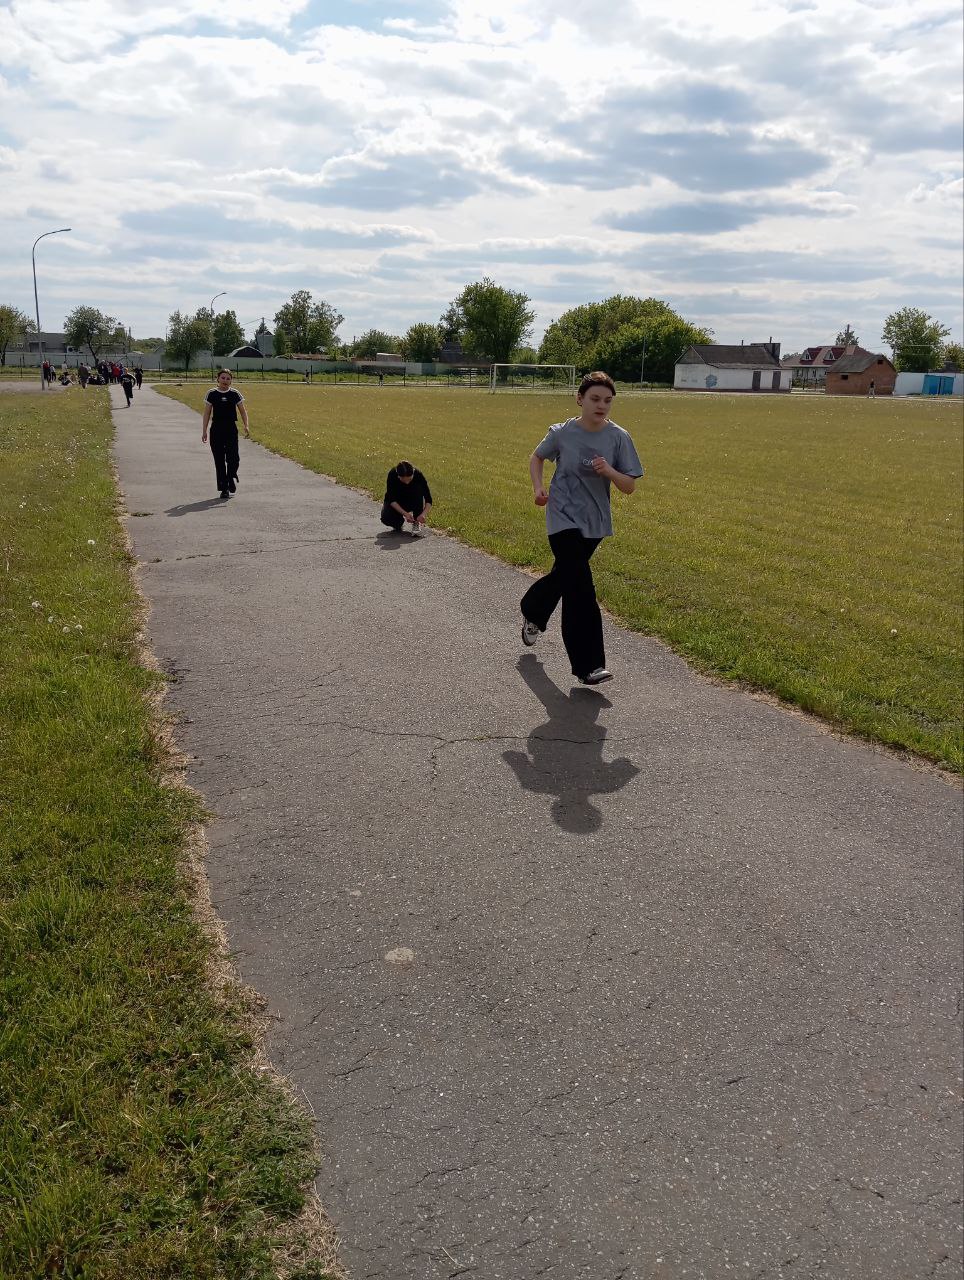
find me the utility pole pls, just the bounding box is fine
[209,291,226,378]
[32,227,71,390]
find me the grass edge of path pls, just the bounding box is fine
[0,387,347,1279]
[118,477,349,1280]
[131,583,348,1280]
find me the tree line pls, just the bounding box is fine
[1,291,961,378]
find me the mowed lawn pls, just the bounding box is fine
[0,389,333,1278]
[159,383,963,771]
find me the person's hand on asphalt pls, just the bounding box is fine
[243,426,250,438]
[202,432,207,444]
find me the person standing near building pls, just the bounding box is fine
[134,365,143,389]
[202,369,250,500]
[520,371,643,686]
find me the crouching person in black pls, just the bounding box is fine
[380,460,432,535]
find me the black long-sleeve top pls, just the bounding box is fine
[384,468,432,510]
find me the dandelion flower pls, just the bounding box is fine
[31,600,42,609]
[87,539,96,546]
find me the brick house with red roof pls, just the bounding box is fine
[782,344,875,386]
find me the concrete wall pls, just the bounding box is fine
[170,355,471,376]
[6,351,161,369]
[674,365,791,392]
[894,372,964,397]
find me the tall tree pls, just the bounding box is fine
[165,308,212,372]
[835,324,860,347]
[881,307,951,372]
[443,278,535,363]
[942,341,964,371]
[350,330,403,359]
[438,303,461,342]
[212,309,245,356]
[539,296,710,378]
[591,315,712,384]
[540,296,678,367]
[63,305,122,361]
[402,322,441,362]
[0,304,32,366]
[273,290,343,354]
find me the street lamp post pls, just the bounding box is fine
[32,227,71,390]
[209,291,226,379]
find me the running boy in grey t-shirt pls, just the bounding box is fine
[520,371,643,686]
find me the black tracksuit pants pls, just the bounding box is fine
[210,425,240,493]
[380,499,425,530]
[520,528,604,679]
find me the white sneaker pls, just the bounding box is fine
[521,620,541,646]
[580,667,613,685]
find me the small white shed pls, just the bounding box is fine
[674,342,791,393]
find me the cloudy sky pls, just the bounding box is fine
[1,0,961,352]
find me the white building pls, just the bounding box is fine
[894,371,963,397]
[674,341,791,393]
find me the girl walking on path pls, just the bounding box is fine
[520,371,643,686]
[202,370,250,500]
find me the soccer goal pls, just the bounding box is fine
[489,363,576,393]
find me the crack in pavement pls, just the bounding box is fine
[141,532,405,563]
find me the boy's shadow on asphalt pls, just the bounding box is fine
[165,498,228,516]
[375,530,421,550]
[503,654,639,833]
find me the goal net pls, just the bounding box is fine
[489,363,576,393]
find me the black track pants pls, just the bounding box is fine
[520,528,604,678]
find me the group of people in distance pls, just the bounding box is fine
[79,361,143,397]
[198,367,642,689]
[42,359,143,402]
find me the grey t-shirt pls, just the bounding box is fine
[535,417,643,538]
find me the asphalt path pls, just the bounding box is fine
[112,383,963,1280]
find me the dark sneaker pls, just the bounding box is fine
[521,620,541,646]
[227,478,236,493]
[219,490,230,500]
[579,667,613,685]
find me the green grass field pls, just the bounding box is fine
[0,388,334,1278]
[160,383,964,771]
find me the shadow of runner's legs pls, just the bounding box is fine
[503,655,639,832]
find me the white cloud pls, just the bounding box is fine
[909,176,964,204]
[0,0,960,349]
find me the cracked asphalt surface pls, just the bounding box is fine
[113,385,963,1280]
